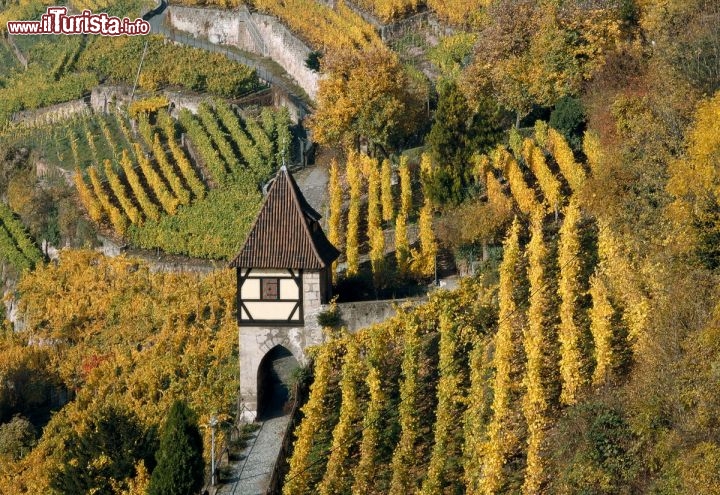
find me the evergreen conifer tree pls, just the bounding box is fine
[147,400,204,495]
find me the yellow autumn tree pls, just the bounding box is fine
[666,90,720,266]
[309,47,421,153]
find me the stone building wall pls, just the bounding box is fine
[238,270,325,420]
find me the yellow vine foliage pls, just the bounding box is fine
[353,0,421,22]
[546,128,586,192]
[463,337,493,494]
[426,0,487,26]
[119,149,160,222]
[399,155,412,217]
[589,273,615,387]
[283,340,344,495]
[493,147,542,215]
[367,157,381,233]
[328,159,344,281]
[395,211,410,276]
[74,168,104,223]
[389,318,422,494]
[420,151,433,200]
[522,138,563,214]
[351,328,391,495]
[381,158,394,222]
[134,143,179,215]
[522,209,554,495]
[253,0,381,52]
[420,314,464,494]
[557,198,587,405]
[486,171,513,218]
[103,159,142,226]
[152,133,191,206]
[482,218,526,494]
[582,130,603,176]
[411,199,437,278]
[596,218,647,346]
[345,151,363,277]
[1,251,241,493]
[89,166,128,235]
[158,112,206,201]
[128,96,169,119]
[318,338,366,495]
[367,159,385,282]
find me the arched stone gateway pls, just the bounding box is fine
[256,345,300,420]
[231,166,340,421]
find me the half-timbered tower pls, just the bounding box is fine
[230,166,339,419]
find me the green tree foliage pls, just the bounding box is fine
[0,416,36,462]
[549,96,587,150]
[148,400,204,495]
[425,80,503,205]
[50,405,156,495]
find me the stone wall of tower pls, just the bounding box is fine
[238,269,324,420]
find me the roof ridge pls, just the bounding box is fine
[281,167,326,268]
[228,167,339,269]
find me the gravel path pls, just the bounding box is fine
[292,164,329,217]
[215,415,291,495]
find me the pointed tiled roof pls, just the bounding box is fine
[229,167,340,269]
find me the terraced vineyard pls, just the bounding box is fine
[0,202,43,272]
[72,102,292,259]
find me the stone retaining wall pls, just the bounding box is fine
[337,297,424,332]
[11,99,90,127]
[165,5,319,100]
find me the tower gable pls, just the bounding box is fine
[229,166,340,270]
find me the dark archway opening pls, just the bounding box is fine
[257,346,299,420]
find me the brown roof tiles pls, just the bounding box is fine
[229,167,340,269]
